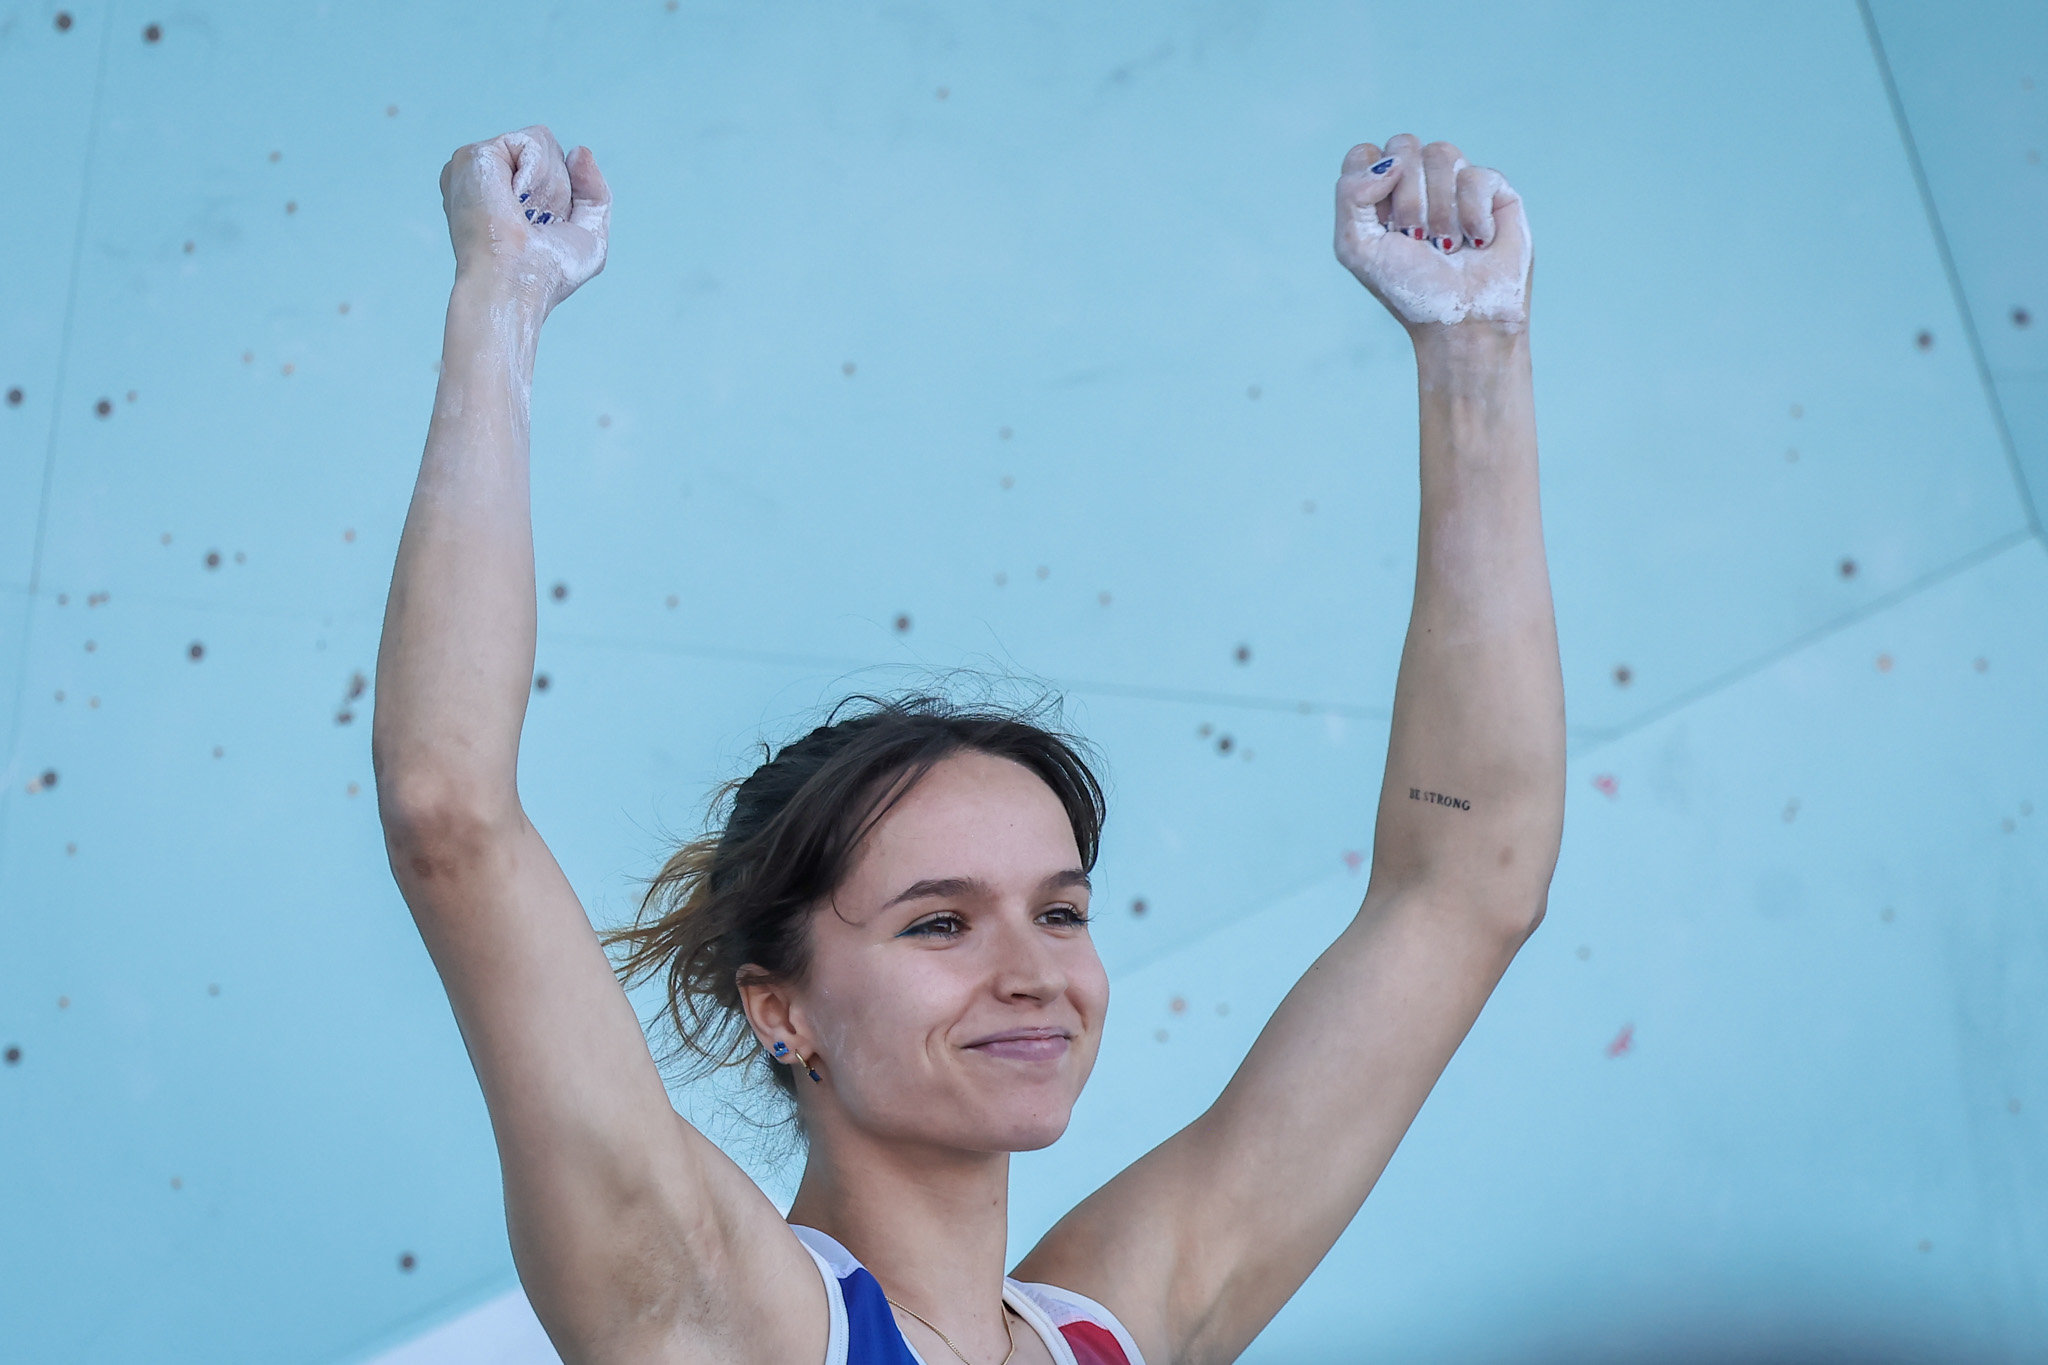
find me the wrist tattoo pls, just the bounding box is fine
[1410,786,1471,811]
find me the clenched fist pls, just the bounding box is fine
[1335,134,1532,333]
[440,124,611,314]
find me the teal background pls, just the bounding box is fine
[2,2,2044,1361]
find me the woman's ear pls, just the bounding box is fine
[735,965,804,1053]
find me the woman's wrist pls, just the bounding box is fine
[1410,320,1529,395]
[445,271,546,383]
[452,266,548,321]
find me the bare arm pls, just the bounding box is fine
[372,126,820,1364]
[1017,134,1562,1364]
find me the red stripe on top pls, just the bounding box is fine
[1058,1320,1131,1365]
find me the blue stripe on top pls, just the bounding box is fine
[839,1263,921,1365]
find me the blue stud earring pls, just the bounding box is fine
[770,1039,822,1082]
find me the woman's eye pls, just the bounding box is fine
[902,914,964,938]
[1044,904,1091,927]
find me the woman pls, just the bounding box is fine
[373,123,1559,1365]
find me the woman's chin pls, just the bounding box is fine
[930,1101,1076,1154]
[989,1097,1080,1152]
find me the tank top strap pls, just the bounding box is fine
[791,1225,918,1365]
[1004,1278,1147,1365]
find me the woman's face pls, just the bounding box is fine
[785,749,1108,1154]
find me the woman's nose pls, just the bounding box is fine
[991,915,1065,1000]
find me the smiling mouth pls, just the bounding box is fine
[966,1029,1072,1062]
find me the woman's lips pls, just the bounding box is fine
[967,1030,1071,1062]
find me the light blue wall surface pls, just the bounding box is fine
[2,2,2043,1361]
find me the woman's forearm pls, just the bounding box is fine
[1368,322,1564,926]
[371,275,547,819]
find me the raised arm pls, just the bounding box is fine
[371,126,820,1363]
[1016,134,1563,1365]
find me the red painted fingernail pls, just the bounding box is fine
[1473,237,1484,247]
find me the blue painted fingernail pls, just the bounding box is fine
[518,192,530,202]
[537,211,551,224]
[524,207,535,220]
[1371,158,1395,175]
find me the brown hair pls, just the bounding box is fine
[603,688,1107,1109]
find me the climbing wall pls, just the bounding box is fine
[2,2,2042,1362]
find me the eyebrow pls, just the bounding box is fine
[880,868,1091,912]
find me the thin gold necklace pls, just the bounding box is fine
[884,1295,1018,1365]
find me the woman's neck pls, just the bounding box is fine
[787,1121,1014,1333]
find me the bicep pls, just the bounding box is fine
[1019,880,1535,1365]
[382,801,824,1363]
